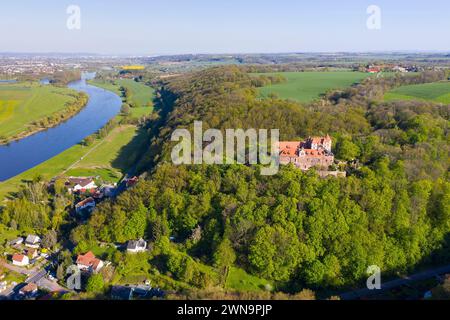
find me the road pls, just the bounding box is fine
[1,259,67,297]
[339,264,450,300]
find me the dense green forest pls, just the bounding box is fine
[1,66,449,298]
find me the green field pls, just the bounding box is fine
[384,81,450,104]
[225,267,272,292]
[257,72,371,102]
[0,82,78,139]
[89,79,155,107]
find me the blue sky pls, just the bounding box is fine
[0,0,449,55]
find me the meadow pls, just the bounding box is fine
[257,71,370,103]
[89,79,155,108]
[0,82,78,139]
[225,267,272,292]
[384,81,450,104]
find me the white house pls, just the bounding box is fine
[67,177,97,193]
[12,254,29,267]
[25,235,41,248]
[126,239,147,253]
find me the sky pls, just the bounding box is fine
[0,0,449,55]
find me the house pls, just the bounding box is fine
[25,235,41,248]
[26,248,39,259]
[9,237,23,246]
[12,254,29,266]
[279,135,334,171]
[66,177,97,193]
[367,66,381,73]
[126,176,139,188]
[75,197,96,213]
[19,283,38,296]
[76,251,104,273]
[126,239,147,253]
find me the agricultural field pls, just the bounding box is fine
[256,71,370,103]
[0,82,79,139]
[89,79,155,109]
[384,81,450,104]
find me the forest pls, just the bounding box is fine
[1,66,449,298]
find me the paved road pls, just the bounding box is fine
[339,264,450,300]
[1,259,67,295]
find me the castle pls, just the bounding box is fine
[279,135,334,170]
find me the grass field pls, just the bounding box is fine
[0,82,78,139]
[384,81,450,104]
[257,71,371,103]
[225,267,272,292]
[89,79,155,107]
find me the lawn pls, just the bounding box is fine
[0,224,20,246]
[225,267,272,292]
[384,81,450,104]
[0,82,78,139]
[256,71,371,103]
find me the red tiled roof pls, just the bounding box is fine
[76,251,101,268]
[76,197,95,208]
[279,141,301,156]
[12,254,26,262]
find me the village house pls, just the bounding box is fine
[76,251,104,273]
[75,197,96,214]
[279,135,334,170]
[9,237,23,246]
[126,176,139,189]
[12,254,29,267]
[26,248,39,259]
[126,239,147,253]
[66,177,98,193]
[19,283,38,296]
[25,235,41,248]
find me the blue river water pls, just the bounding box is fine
[0,73,122,181]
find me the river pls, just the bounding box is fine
[0,73,122,181]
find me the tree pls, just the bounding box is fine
[42,230,58,249]
[335,138,360,161]
[213,238,236,268]
[85,274,104,293]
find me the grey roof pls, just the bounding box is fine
[25,235,41,244]
[126,239,147,250]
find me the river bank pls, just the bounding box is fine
[0,73,122,181]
